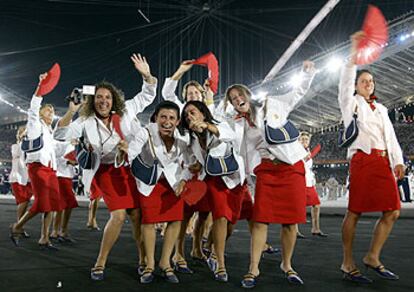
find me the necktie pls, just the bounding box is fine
[235,112,255,127]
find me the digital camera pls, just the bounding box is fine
[66,85,96,105]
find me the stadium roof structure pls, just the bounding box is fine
[250,10,414,130]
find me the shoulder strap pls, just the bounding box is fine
[145,128,157,160]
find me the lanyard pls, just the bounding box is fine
[95,118,113,156]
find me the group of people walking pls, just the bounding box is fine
[8,31,405,288]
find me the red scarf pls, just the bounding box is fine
[235,112,255,127]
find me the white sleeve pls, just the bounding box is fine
[161,77,185,109]
[54,117,84,141]
[26,95,43,139]
[267,69,315,113]
[215,120,236,143]
[125,79,158,116]
[338,64,358,125]
[128,126,150,162]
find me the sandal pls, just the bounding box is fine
[160,267,179,283]
[140,267,154,284]
[137,264,146,276]
[214,268,228,283]
[173,260,193,274]
[341,268,372,284]
[364,263,398,280]
[241,273,258,289]
[90,266,105,281]
[207,254,218,272]
[9,224,23,246]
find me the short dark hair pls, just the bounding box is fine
[150,101,180,123]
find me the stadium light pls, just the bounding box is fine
[289,73,303,87]
[326,57,343,72]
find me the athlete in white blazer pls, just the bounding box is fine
[56,53,157,281]
[223,61,316,287]
[126,101,189,284]
[339,31,404,283]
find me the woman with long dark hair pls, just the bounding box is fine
[339,31,404,283]
[180,100,247,282]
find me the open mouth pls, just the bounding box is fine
[238,102,246,107]
[161,124,173,130]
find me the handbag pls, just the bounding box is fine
[76,135,97,169]
[21,134,44,153]
[131,129,159,185]
[338,105,359,148]
[264,120,299,145]
[205,146,239,176]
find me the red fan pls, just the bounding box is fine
[180,179,207,206]
[190,52,219,94]
[355,5,388,65]
[37,63,61,96]
[310,144,321,159]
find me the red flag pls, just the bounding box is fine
[355,5,388,65]
[180,179,207,206]
[191,52,219,94]
[37,63,61,96]
[310,144,321,159]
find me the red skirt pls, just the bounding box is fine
[140,179,184,224]
[184,193,211,216]
[89,178,103,201]
[11,182,32,205]
[306,186,321,206]
[28,163,62,213]
[205,176,245,225]
[58,177,79,209]
[348,150,400,213]
[94,165,140,212]
[252,160,306,224]
[238,188,253,221]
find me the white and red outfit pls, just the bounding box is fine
[128,123,189,224]
[231,69,315,224]
[304,155,321,206]
[10,143,32,204]
[339,64,403,213]
[26,96,61,213]
[182,120,247,225]
[55,142,79,210]
[55,80,157,212]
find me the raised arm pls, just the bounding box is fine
[27,73,47,139]
[126,53,157,115]
[268,61,316,113]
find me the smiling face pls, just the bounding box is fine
[155,108,180,137]
[229,88,250,113]
[185,85,203,102]
[184,104,205,124]
[94,88,113,119]
[355,72,375,101]
[39,105,54,126]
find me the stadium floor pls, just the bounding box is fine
[1,202,413,292]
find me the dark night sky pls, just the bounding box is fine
[0,0,413,108]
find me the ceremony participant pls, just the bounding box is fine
[179,100,246,282]
[56,53,157,280]
[297,131,327,238]
[127,101,189,284]
[50,141,79,243]
[10,126,32,238]
[10,74,61,250]
[221,61,316,287]
[339,31,404,283]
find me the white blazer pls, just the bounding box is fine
[25,96,58,170]
[10,143,29,185]
[338,64,404,169]
[54,80,157,193]
[229,69,316,167]
[303,155,316,187]
[184,120,246,189]
[128,122,189,196]
[55,142,76,179]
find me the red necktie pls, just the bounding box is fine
[369,102,376,111]
[235,112,255,127]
